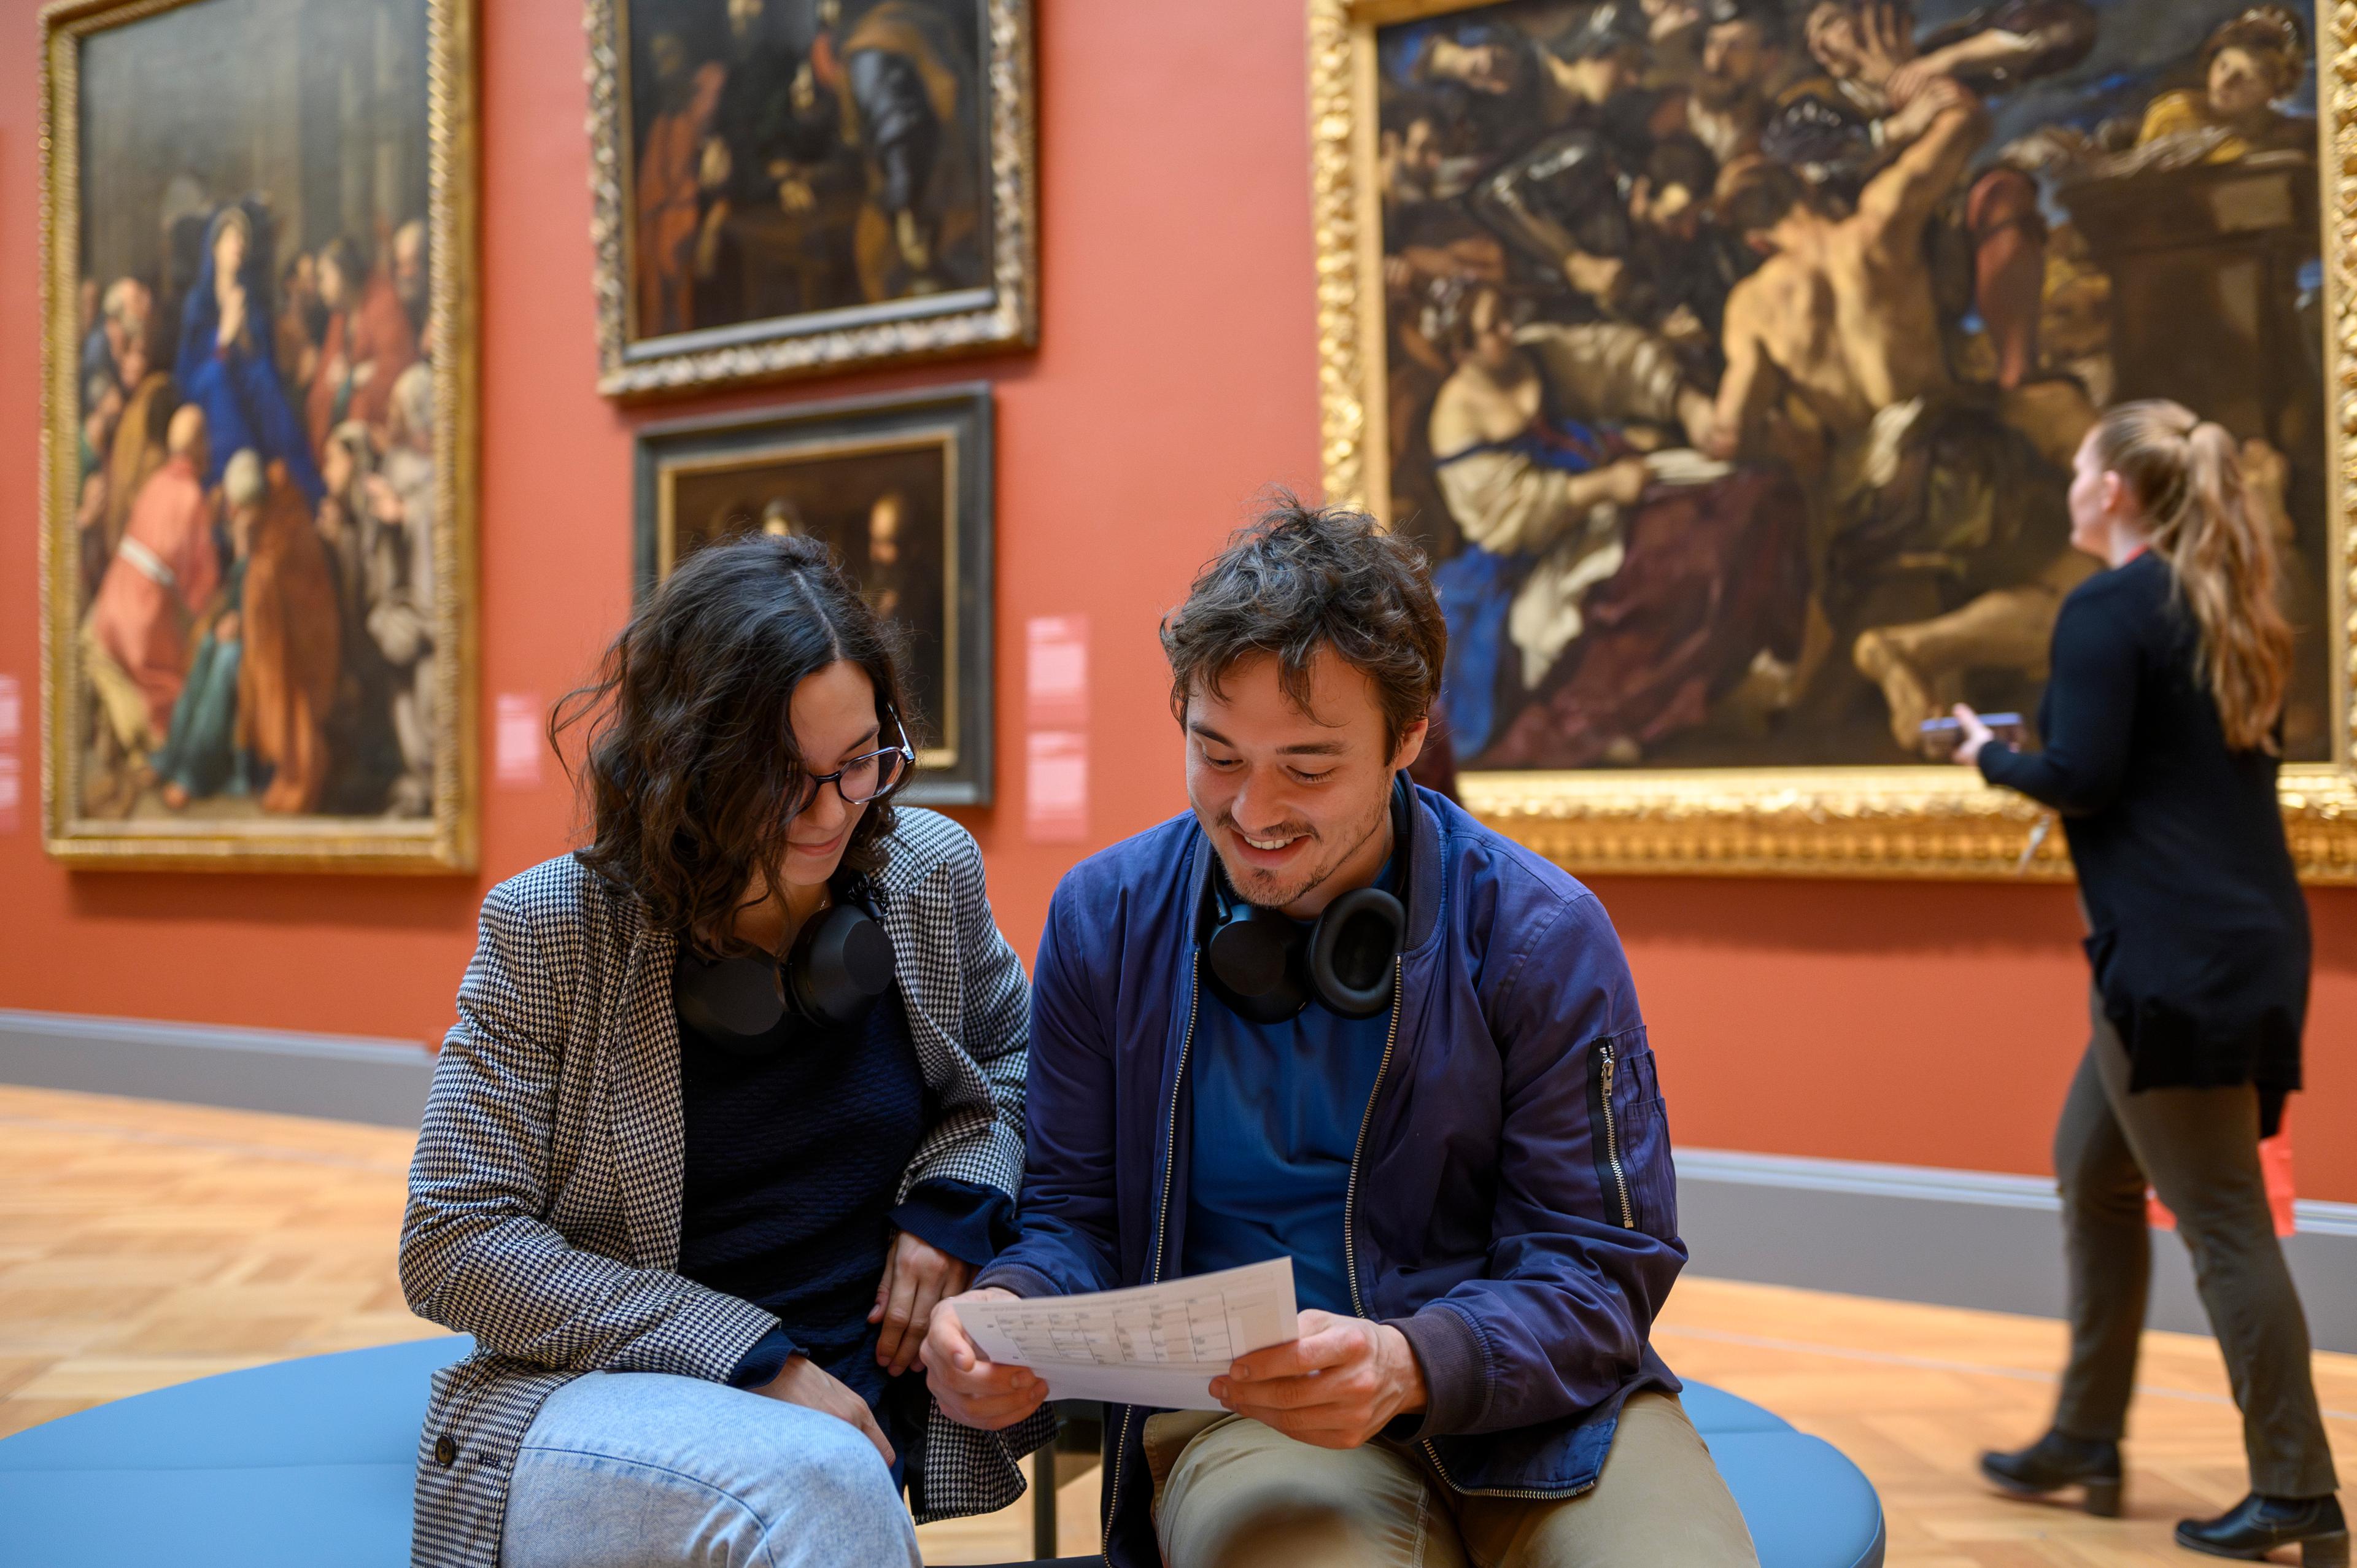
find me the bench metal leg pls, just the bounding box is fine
[1032,1442,1058,1559]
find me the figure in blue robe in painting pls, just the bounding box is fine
[175,205,324,510]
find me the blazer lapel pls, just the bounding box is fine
[603,910,687,1270]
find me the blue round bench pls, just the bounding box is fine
[0,1337,1883,1567]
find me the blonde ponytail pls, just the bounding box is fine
[2089,400,2294,753]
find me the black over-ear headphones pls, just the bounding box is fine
[673,895,896,1055]
[1198,783,1412,1024]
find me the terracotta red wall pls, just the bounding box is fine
[2,0,2350,1202]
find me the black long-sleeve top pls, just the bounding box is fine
[1978,552,2307,1133]
[675,979,1013,1487]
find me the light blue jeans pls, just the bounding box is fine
[500,1370,923,1568]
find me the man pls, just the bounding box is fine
[82,277,152,400]
[808,0,981,301]
[307,235,419,459]
[692,0,833,317]
[635,34,726,339]
[153,447,262,809]
[392,218,430,342]
[276,250,325,406]
[1789,0,2094,388]
[85,404,220,765]
[237,455,341,816]
[360,363,439,816]
[862,489,943,732]
[1712,75,2089,746]
[923,503,1756,1567]
[1658,0,1794,164]
[1709,78,1983,463]
[1468,6,1654,309]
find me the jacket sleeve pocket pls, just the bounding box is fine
[1586,1032,1678,1240]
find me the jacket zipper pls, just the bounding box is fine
[1101,951,1202,1564]
[1600,1042,1635,1230]
[1341,956,1596,1502]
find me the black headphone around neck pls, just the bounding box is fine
[673,891,896,1056]
[1198,782,1412,1024]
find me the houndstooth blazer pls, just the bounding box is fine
[400,808,1052,1568]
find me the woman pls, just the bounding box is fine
[1953,401,2343,1563]
[2135,4,2312,164]
[174,205,325,508]
[400,535,1047,1568]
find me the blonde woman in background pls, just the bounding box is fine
[1952,400,2343,1563]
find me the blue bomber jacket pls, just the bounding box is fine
[975,781,1686,1566]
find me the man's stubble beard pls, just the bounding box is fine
[1214,787,1392,912]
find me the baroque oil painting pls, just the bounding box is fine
[635,387,994,805]
[42,0,476,870]
[588,0,1037,395]
[1315,0,2355,875]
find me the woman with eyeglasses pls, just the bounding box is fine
[399,534,1044,1568]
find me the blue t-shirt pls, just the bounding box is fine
[1180,865,1396,1316]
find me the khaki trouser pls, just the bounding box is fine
[2052,991,2339,1498]
[1145,1391,1760,1568]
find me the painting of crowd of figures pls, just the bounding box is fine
[1361,0,2334,778]
[43,0,476,870]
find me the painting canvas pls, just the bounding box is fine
[635,387,994,804]
[41,0,478,871]
[587,0,1036,396]
[1310,0,2357,877]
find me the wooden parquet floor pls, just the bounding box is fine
[0,1082,2348,1565]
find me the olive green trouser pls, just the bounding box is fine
[1145,1391,1760,1568]
[2051,992,2339,1499]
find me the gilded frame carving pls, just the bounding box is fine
[39,0,480,872]
[1307,0,2357,881]
[584,0,1037,399]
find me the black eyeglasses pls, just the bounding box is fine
[789,716,915,814]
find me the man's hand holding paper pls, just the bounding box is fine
[1208,1309,1428,1450]
[923,1288,1049,1432]
[924,1259,1304,1417]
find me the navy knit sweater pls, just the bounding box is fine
[674,981,1011,1477]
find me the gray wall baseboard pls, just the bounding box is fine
[5,1010,2348,1353]
[1678,1147,2357,1354]
[0,1008,434,1129]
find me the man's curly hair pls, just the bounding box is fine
[1160,495,1448,754]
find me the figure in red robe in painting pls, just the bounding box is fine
[636,36,727,338]
[306,236,417,460]
[85,404,220,751]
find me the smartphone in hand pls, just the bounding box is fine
[1918,713,2024,760]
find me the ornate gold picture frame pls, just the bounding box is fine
[585,0,1037,398]
[40,0,479,872]
[1309,0,2357,879]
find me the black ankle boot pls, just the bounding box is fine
[2175,1493,2348,1564]
[1978,1428,2124,1516]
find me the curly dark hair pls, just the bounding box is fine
[552,532,911,954]
[1160,494,1447,754]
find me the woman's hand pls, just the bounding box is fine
[754,1354,894,1466]
[871,1230,972,1377]
[1598,457,1652,508]
[1951,702,1996,767]
[216,285,247,352]
[920,1288,1050,1431]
